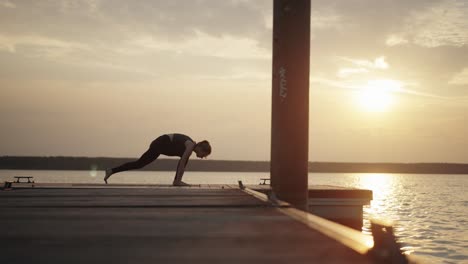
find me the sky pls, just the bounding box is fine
[1,0,468,163]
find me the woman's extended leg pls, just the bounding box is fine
[104,146,160,183]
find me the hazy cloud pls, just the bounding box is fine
[343,56,389,70]
[311,7,343,31]
[2,0,468,162]
[334,56,389,78]
[126,30,269,59]
[0,0,15,8]
[449,68,468,85]
[0,33,89,55]
[0,0,270,43]
[385,34,409,46]
[0,0,272,79]
[337,68,369,78]
[400,0,468,48]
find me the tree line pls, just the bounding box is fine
[1,156,468,174]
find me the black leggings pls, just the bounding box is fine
[110,136,168,174]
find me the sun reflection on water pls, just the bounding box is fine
[357,173,394,215]
[356,173,417,256]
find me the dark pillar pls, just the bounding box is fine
[271,0,310,210]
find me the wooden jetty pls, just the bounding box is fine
[0,1,422,262]
[0,183,418,263]
[251,184,373,230]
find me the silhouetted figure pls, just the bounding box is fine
[104,133,211,186]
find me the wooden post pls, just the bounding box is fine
[271,0,310,210]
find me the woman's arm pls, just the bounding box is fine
[173,141,195,185]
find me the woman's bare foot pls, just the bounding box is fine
[104,169,112,184]
[172,181,190,187]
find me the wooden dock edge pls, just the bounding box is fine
[242,187,424,264]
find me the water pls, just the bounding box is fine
[1,170,467,264]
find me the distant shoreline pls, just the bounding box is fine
[1,156,468,174]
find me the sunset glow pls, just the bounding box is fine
[0,3,466,263]
[355,80,401,112]
[1,1,468,163]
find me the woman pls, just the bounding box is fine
[104,133,211,186]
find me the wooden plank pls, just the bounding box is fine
[249,185,373,200]
[0,186,372,263]
[0,188,267,208]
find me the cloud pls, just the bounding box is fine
[311,7,343,31]
[385,34,409,46]
[339,56,389,70]
[449,68,468,85]
[126,30,269,60]
[335,56,389,78]
[0,35,15,52]
[0,0,15,8]
[337,68,369,78]
[389,0,468,48]
[0,0,273,82]
[311,77,356,90]
[0,1,272,64]
[0,0,271,45]
[312,75,450,100]
[0,33,89,56]
[1,0,467,95]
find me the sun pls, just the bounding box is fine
[357,87,392,112]
[355,79,401,112]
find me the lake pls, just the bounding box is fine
[1,170,467,264]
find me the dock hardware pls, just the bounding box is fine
[367,219,410,264]
[237,180,245,190]
[259,178,270,185]
[13,176,34,183]
[3,181,12,190]
[241,186,418,264]
[266,190,291,208]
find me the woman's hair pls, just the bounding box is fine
[196,140,211,155]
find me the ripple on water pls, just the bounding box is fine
[445,254,468,261]
[354,173,468,263]
[436,226,458,231]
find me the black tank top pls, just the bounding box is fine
[158,133,194,157]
